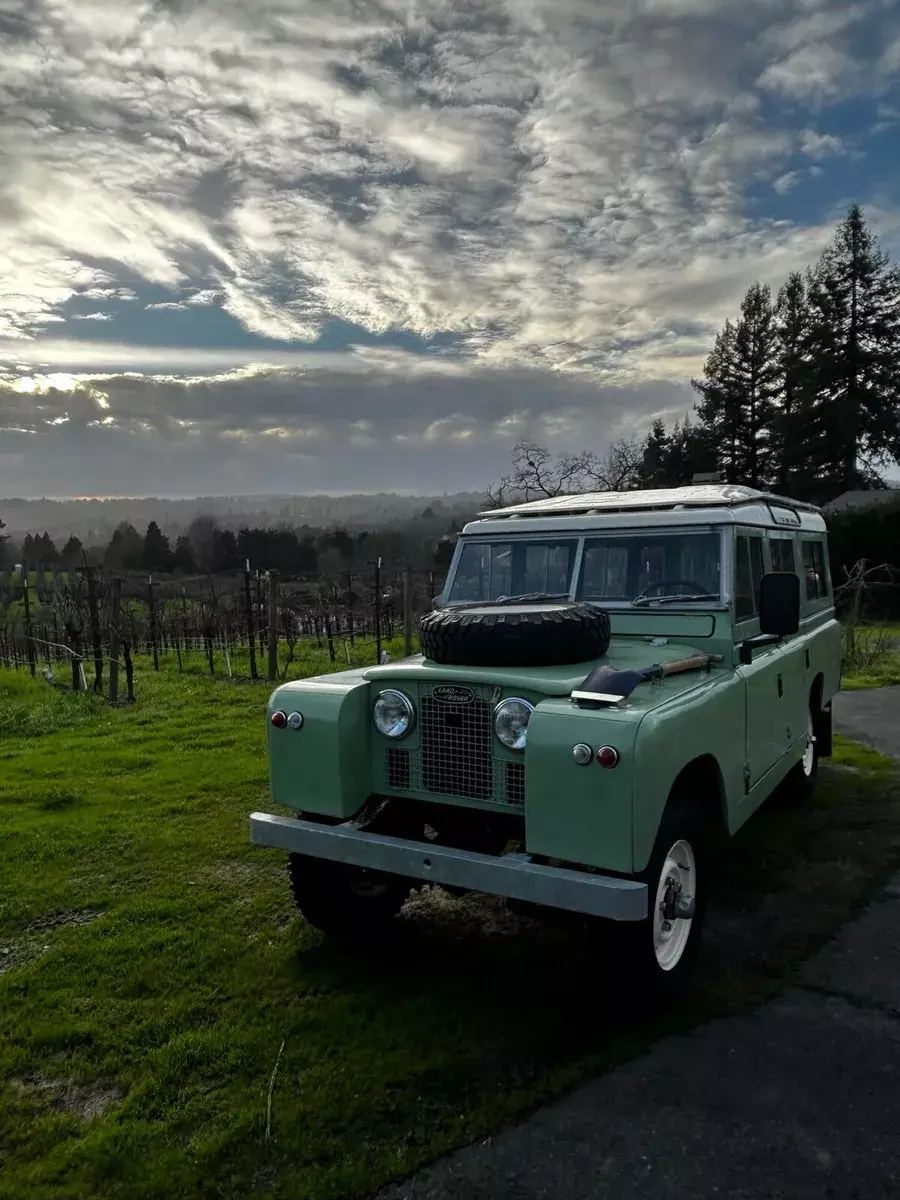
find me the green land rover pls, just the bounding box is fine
[251,485,842,997]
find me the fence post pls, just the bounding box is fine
[325,612,336,664]
[123,636,135,703]
[147,576,160,671]
[108,577,122,702]
[21,567,36,678]
[243,559,258,680]
[372,558,382,664]
[403,565,413,657]
[345,571,355,644]
[86,567,103,693]
[256,569,265,659]
[268,571,279,681]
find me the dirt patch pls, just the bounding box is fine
[11,1072,123,1120]
[23,908,105,934]
[1,909,105,976]
[402,886,542,938]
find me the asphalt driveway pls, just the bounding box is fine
[374,690,900,1200]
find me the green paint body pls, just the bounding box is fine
[266,602,841,875]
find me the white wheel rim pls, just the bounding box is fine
[653,838,696,972]
[801,711,816,777]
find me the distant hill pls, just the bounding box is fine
[0,493,486,543]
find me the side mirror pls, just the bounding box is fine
[740,572,800,665]
[758,572,800,636]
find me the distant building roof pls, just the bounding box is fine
[822,489,900,514]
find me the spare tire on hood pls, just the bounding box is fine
[419,602,611,667]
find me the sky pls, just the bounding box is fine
[1,0,899,498]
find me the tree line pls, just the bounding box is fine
[493,205,900,505]
[1,509,466,578]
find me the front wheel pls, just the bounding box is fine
[288,854,410,938]
[609,800,707,1008]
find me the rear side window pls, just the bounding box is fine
[802,540,829,601]
[734,535,765,621]
[769,536,796,574]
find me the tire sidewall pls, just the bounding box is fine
[616,801,707,1005]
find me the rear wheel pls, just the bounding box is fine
[783,707,819,803]
[288,854,410,938]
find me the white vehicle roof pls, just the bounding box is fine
[465,485,827,536]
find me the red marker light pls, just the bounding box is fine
[596,746,619,769]
[270,710,287,728]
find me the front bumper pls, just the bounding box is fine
[250,812,647,921]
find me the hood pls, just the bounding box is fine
[364,638,715,698]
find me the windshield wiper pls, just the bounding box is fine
[488,592,571,605]
[632,593,719,608]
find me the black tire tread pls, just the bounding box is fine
[420,602,611,667]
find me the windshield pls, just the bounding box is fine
[446,531,722,606]
[446,539,577,604]
[578,532,721,603]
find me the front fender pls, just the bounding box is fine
[268,672,372,818]
[631,673,743,871]
[524,699,639,874]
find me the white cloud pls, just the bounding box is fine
[71,312,113,321]
[0,0,896,500]
[759,41,856,99]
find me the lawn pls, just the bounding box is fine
[2,661,900,1200]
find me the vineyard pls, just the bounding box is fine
[0,562,442,699]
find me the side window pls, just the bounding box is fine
[769,536,796,574]
[734,535,764,621]
[801,540,829,601]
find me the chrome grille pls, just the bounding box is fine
[421,694,493,800]
[380,683,528,807]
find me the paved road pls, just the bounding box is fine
[375,690,900,1200]
[833,686,900,758]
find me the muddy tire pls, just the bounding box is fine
[420,602,611,667]
[288,854,410,938]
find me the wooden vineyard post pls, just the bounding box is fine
[345,571,355,644]
[147,576,160,671]
[403,565,413,657]
[267,570,279,682]
[86,567,103,694]
[20,566,36,678]
[244,559,258,680]
[108,577,122,702]
[325,612,336,664]
[123,636,135,703]
[371,558,382,664]
[256,568,265,659]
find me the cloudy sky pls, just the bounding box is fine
[1,0,898,498]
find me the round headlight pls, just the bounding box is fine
[373,690,415,739]
[494,697,534,751]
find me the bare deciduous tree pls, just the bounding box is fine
[487,437,644,508]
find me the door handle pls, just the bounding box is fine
[777,674,783,698]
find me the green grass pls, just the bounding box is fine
[1,668,900,1200]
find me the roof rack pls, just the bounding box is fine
[478,484,821,520]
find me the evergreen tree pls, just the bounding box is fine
[773,272,819,496]
[61,535,84,569]
[142,521,173,573]
[21,533,36,567]
[104,523,144,571]
[805,204,900,492]
[693,284,780,487]
[172,535,197,574]
[638,419,671,486]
